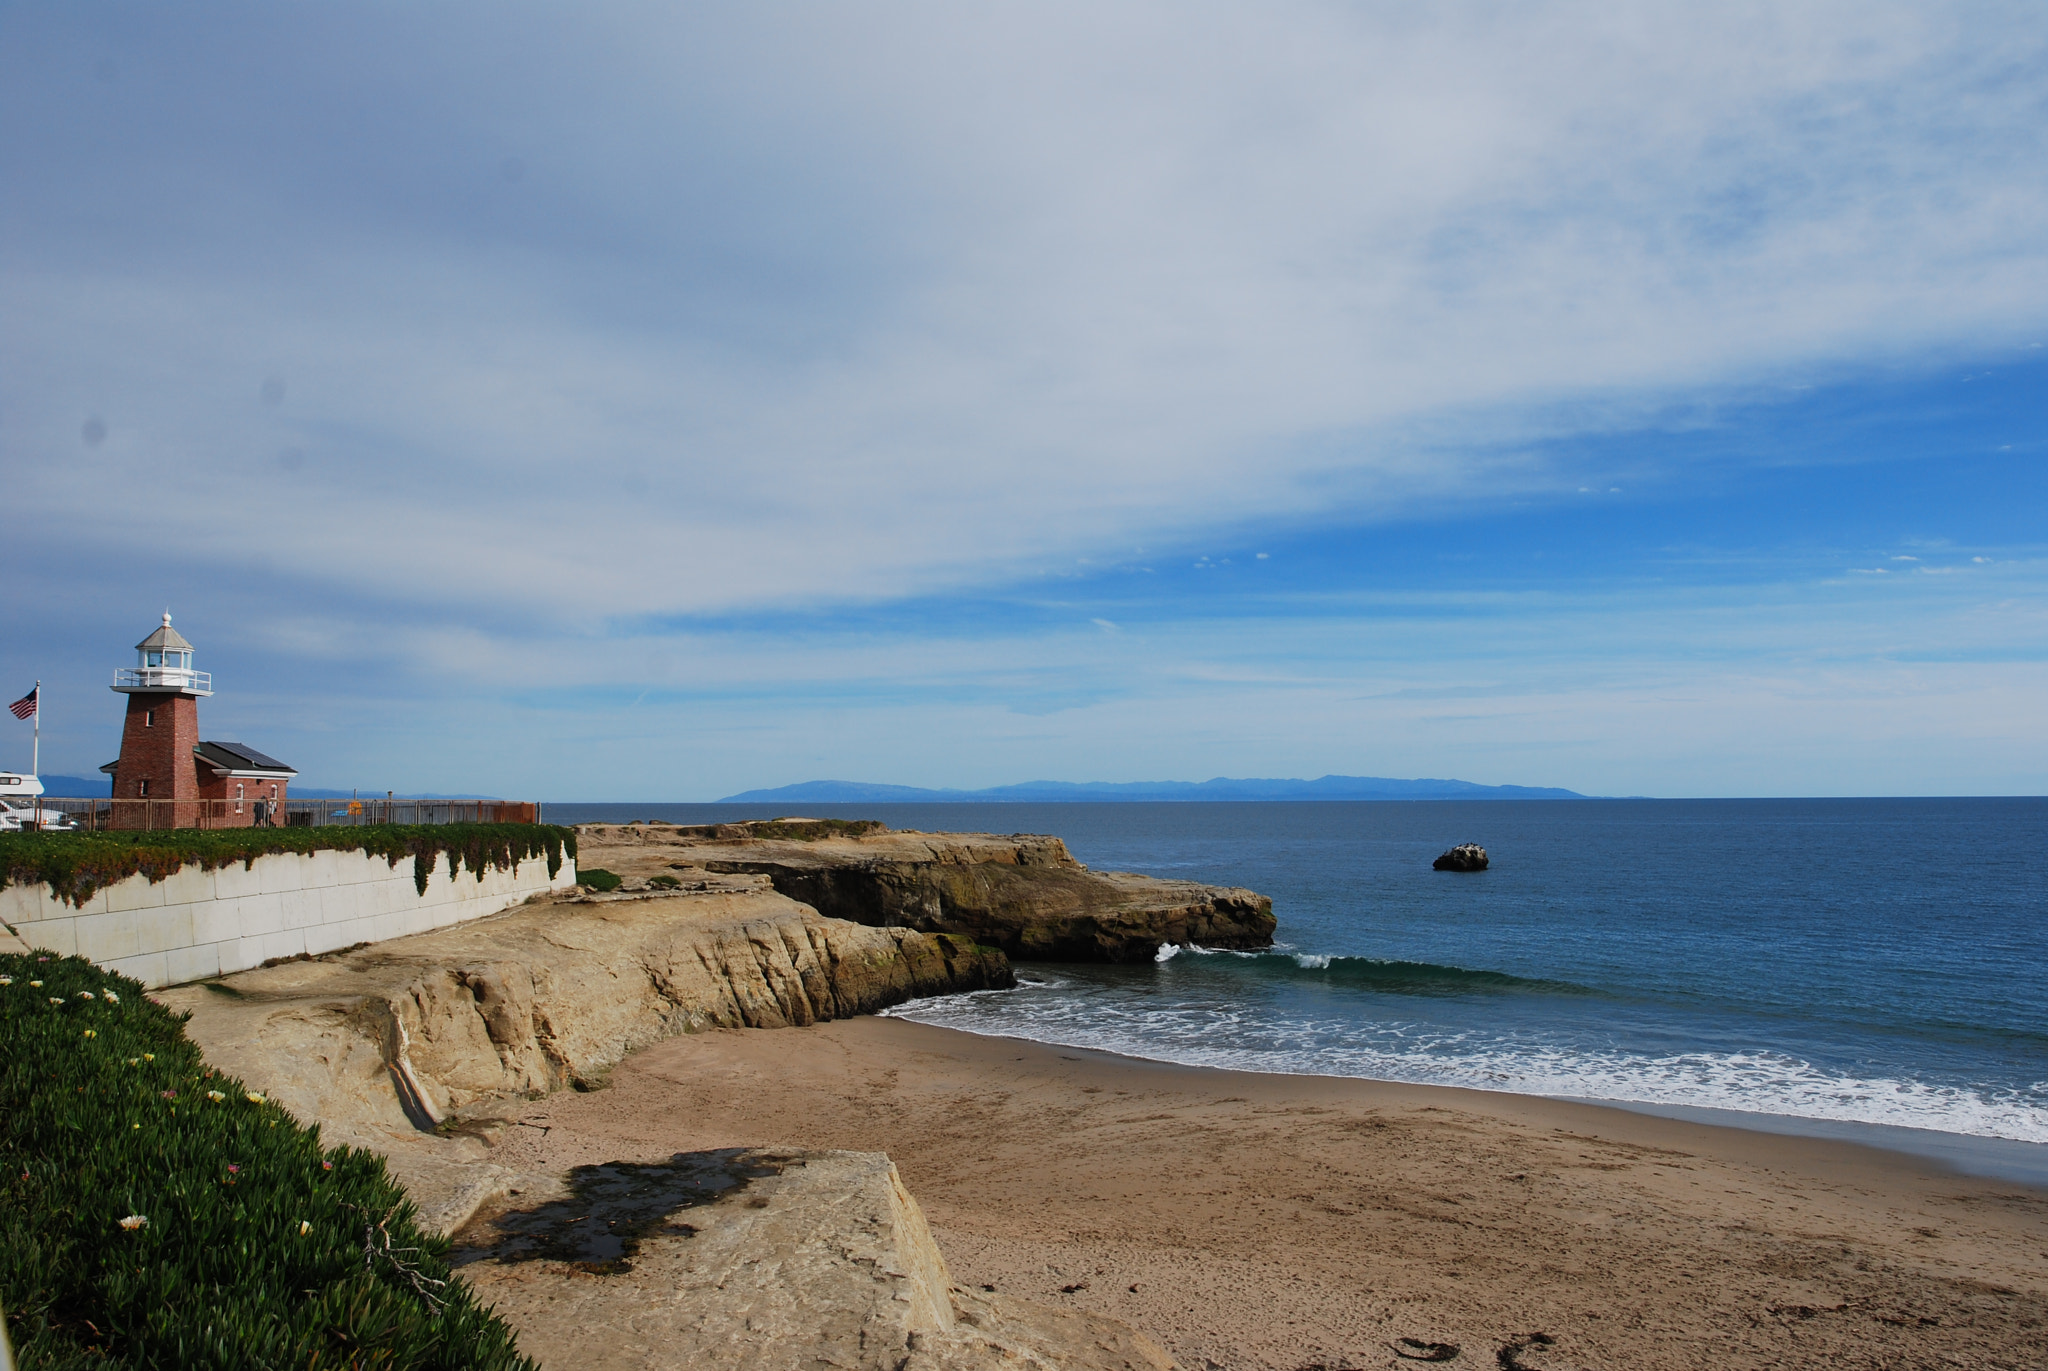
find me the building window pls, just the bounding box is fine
[144,709,154,727]
[236,783,245,814]
[138,779,150,797]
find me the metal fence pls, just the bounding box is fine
[9,797,542,833]
[279,799,541,828]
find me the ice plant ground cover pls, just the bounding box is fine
[0,952,536,1369]
[0,823,576,907]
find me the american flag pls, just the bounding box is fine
[8,686,35,720]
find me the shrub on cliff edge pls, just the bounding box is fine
[0,952,535,1370]
[0,823,577,907]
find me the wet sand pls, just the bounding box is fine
[486,1017,2048,1370]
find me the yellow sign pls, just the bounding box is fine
[346,801,364,815]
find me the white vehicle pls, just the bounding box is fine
[0,799,78,831]
[0,773,79,830]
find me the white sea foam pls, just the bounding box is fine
[883,987,2048,1145]
[1154,943,1181,963]
[1294,954,1332,969]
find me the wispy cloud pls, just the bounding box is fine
[7,3,2048,624]
[4,3,2046,795]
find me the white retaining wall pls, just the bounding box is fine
[1,846,579,988]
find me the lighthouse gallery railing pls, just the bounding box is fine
[111,667,213,693]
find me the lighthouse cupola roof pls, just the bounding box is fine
[113,612,212,697]
[135,613,194,655]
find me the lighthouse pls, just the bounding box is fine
[101,614,296,828]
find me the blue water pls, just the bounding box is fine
[549,799,2048,1160]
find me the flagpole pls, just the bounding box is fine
[31,680,39,778]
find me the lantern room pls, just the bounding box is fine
[114,613,212,697]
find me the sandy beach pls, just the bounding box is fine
[482,1015,2048,1370]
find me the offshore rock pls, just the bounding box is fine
[582,822,1276,963]
[1432,843,1490,872]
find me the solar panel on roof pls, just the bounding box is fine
[201,741,296,772]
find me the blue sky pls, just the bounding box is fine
[2,3,2044,799]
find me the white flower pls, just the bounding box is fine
[0,976,12,985]
[49,997,64,1006]
[102,989,120,1003]
[119,1214,148,1230]
[207,1090,226,1102]
[245,1093,266,1105]
[78,991,96,1000]
[297,1220,313,1236]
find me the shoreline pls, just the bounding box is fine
[880,1017,2048,1195]
[881,1009,2048,1189]
[1575,1097,2048,1189]
[487,1014,2048,1370]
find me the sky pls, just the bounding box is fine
[1,2,2044,800]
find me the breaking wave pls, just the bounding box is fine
[1151,946,1593,997]
[886,984,2048,1144]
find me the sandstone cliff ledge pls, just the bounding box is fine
[155,880,1179,1369]
[582,821,1275,962]
[158,876,1009,1232]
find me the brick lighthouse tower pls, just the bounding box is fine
[106,613,210,827]
[101,613,297,829]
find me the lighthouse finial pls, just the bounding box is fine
[163,609,172,627]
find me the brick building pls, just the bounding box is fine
[100,614,296,828]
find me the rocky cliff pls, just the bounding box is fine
[583,822,1275,962]
[154,881,1179,1369]
[140,819,1264,1369]
[157,877,1010,1230]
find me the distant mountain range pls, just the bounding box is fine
[718,775,1589,803]
[29,775,108,797]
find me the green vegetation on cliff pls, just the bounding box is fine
[654,818,886,842]
[0,824,577,907]
[0,952,534,1369]
[738,818,886,841]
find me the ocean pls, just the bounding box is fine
[547,798,2048,1180]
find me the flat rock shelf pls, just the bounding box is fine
[579,820,1276,962]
